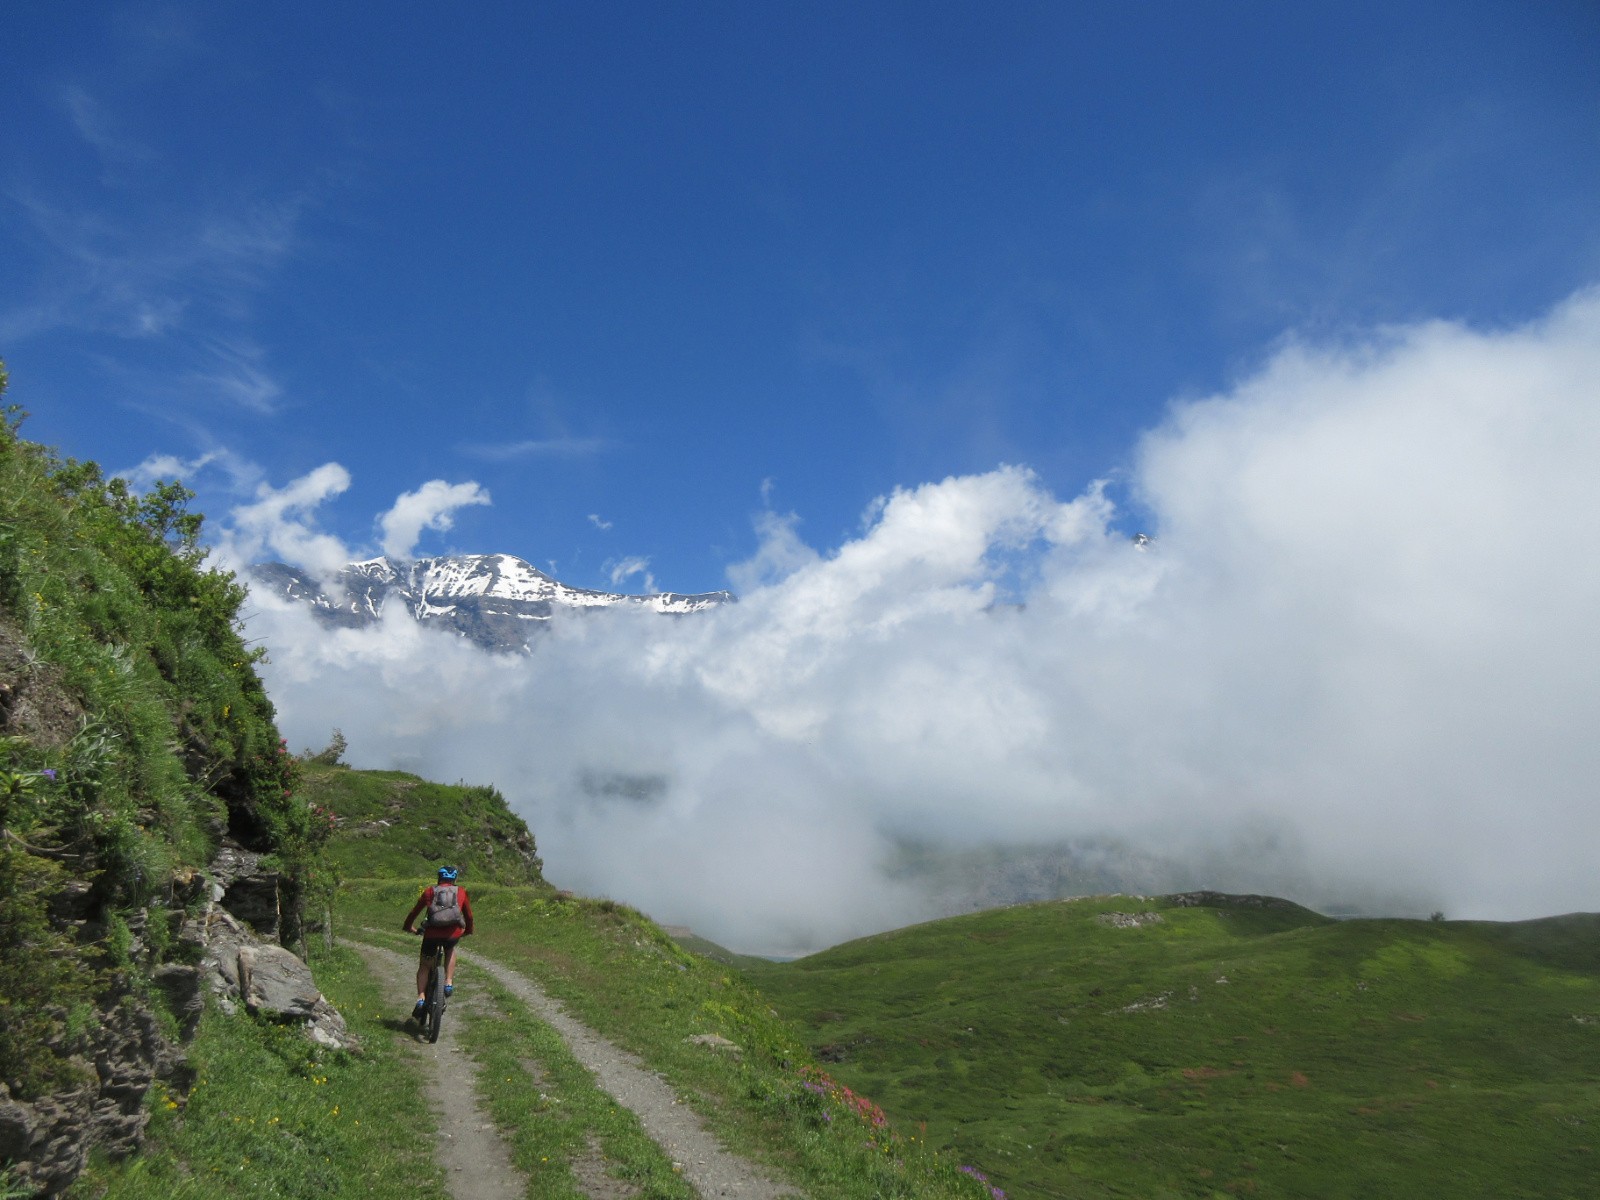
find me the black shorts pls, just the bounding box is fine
[419,935,460,959]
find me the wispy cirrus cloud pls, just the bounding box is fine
[456,436,609,462]
[588,513,613,531]
[0,162,306,416]
[180,335,284,414]
[60,83,153,172]
[115,446,264,496]
[605,555,656,593]
[1,182,303,341]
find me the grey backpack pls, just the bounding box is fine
[426,884,463,927]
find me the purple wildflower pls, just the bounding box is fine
[41,769,57,781]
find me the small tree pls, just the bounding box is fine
[308,728,348,766]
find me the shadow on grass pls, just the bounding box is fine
[374,1014,428,1038]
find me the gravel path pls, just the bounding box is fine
[348,941,524,1200]
[460,946,802,1199]
[349,935,802,1199]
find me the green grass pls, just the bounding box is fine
[69,947,444,1200]
[743,894,1600,1199]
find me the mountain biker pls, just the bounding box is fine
[402,866,474,1021]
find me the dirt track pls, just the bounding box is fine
[348,937,801,1199]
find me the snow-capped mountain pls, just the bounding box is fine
[251,554,733,652]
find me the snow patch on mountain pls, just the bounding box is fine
[250,554,732,651]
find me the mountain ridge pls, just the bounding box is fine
[252,552,734,651]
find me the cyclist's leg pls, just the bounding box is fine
[442,940,458,987]
[415,946,431,1000]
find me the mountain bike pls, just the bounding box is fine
[416,937,451,1043]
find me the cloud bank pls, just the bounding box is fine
[235,290,1600,951]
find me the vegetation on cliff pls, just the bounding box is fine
[0,368,318,1102]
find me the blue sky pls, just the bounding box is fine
[4,1,1596,594]
[6,4,1600,943]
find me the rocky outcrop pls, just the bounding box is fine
[0,999,189,1196]
[2,849,354,1196]
[1096,911,1165,928]
[206,842,283,939]
[189,901,357,1053]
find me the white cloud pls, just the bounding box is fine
[377,480,492,561]
[606,556,656,593]
[457,437,607,461]
[119,451,216,490]
[725,510,819,593]
[241,288,1600,952]
[215,462,355,578]
[588,513,613,531]
[116,446,262,495]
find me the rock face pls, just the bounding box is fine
[208,842,283,938]
[2,846,356,1196]
[0,1000,188,1196]
[240,943,322,1017]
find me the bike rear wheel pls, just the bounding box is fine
[426,960,446,1043]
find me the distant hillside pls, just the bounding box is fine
[297,760,544,887]
[886,835,1430,921]
[745,893,1600,1199]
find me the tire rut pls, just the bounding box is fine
[346,941,524,1200]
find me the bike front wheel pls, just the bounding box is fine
[426,964,446,1043]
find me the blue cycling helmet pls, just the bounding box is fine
[437,866,459,881]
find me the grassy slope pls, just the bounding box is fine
[298,761,543,887]
[743,895,1600,1199]
[0,394,315,1112]
[340,881,999,1200]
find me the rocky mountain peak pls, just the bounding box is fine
[250,553,733,652]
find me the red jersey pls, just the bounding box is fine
[404,884,474,940]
